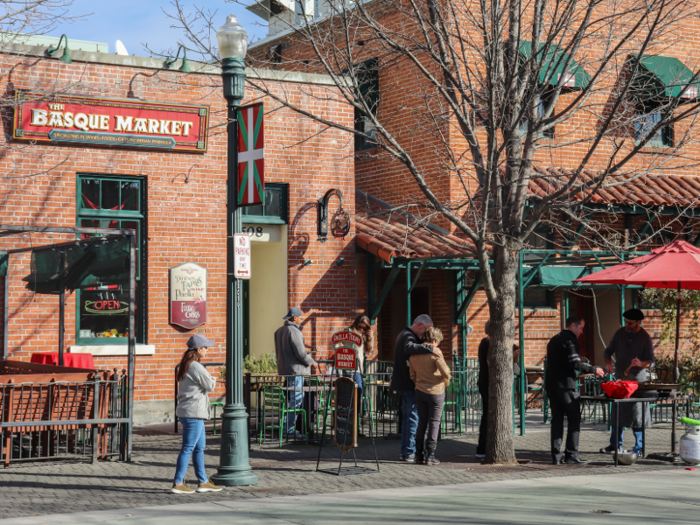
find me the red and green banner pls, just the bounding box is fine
[237,103,265,206]
[13,92,209,152]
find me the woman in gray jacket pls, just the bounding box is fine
[172,334,222,494]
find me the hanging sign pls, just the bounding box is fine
[13,92,209,152]
[332,330,362,370]
[237,102,265,206]
[233,234,251,279]
[170,263,207,329]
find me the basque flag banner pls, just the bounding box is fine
[237,102,265,206]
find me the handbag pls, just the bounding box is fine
[601,380,638,399]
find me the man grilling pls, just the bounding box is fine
[546,315,604,465]
[600,308,655,455]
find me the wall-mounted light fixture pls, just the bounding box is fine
[46,34,72,64]
[318,188,350,242]
[335,256,345,266]
[302,259,313,267]
[164,45,192,73]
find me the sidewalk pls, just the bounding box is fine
[1,468,697,524]
[0,418,689,522]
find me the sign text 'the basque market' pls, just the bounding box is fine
[13,92,209,153]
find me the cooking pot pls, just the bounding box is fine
[617,450,639,465]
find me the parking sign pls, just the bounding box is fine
[234,234,251,279]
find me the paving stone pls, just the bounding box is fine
[0,419,684,520]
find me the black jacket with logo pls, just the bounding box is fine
[390,328,435,391]
[545,329,596,391]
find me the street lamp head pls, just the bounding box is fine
[217,14,248,61]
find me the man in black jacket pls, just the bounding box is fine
[546,314,604,465]
[390,314,441,462]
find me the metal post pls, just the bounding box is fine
[58,251,65,366]
[518,251,526,435]
[3,255,9,360]
[672,282,681,454]
[127,232,136,461]
[406,263,411,326]
[212,56,258,486]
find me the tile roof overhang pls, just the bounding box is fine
[355,192,477,264]
[527,167,700,209]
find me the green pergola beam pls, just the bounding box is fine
[408,262,426,293]
[369,263,400,321]
[522,253,552,288]
[456,272,482,322]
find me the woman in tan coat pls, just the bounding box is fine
[409,327,451,465]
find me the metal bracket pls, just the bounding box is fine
[318,188,344,243]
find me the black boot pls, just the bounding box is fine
[425,441,439,465]
[415,440,424,464]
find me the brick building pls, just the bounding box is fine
[246,1,700,375]
[0,41,356,423]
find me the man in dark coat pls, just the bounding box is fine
[390,314,441,462]
[546,314,604,465]
[601,308,654,455]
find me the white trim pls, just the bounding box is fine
[69,345,155,356]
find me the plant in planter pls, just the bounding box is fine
[653,354,676,384]
[219,352,278,380]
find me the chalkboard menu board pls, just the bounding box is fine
[334,377,358,452]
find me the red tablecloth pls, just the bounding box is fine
[30,352,95,369]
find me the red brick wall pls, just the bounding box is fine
[0,49,355,410]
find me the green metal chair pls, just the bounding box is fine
[259,384,307,447]
[308,376,334,442]
[210,402,224,435]
[441,375,463,437]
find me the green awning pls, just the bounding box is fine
[0,252,7,277]
[23,237,130,294]
[537,266,600,287]
[630,54,700,100]
[519,41,591,89]
[532,265,643,288]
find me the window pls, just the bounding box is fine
[520,92,555,138]
[354,58,379,151]
[635,104,673,147]
[241,183,288,224]
[521,228,555,308]
[77,175,146,344]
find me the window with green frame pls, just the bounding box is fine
[241,183,288,224]
[77,175,147,344]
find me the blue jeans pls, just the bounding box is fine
[174,417,207,485]
[284,375,304,434]
[400,390,419,457]
[609,427,643,452]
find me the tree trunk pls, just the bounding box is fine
[484,242,519,465]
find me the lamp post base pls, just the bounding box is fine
[211,404,258,486]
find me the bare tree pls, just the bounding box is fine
[170,0,700,463]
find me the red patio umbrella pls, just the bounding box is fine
[574,240,700,454]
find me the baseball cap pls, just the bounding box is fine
[187,334,215,349]
[283,307,303,320]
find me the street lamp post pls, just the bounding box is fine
[211,14,258,487]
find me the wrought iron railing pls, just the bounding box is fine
[0,369,129,467]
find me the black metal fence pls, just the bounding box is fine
[0,369,129,467]
[175,360,695,447]
[244,367,487,446]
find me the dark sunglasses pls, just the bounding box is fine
[358,325,371,331]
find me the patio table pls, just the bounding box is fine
[580,394,659,466]
[30,352,95,369]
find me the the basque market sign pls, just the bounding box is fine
[170,262,207,329]
[13,92,209,152]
